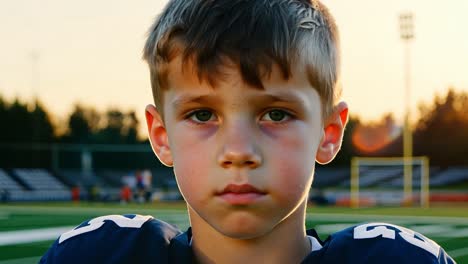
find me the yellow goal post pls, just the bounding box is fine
[350,156,430,208]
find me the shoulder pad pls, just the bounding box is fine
[40,214,182,264]
[303,222,455,264]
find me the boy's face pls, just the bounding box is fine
[146,56,347,239]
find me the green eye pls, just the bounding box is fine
[267,110,287,121]
[193,110,213,122]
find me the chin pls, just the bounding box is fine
[219,228,267,240]
[213,217,275,240]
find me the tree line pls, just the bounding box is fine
[0,98,142,145]
[0,98,147,169]
[0,88,467,167]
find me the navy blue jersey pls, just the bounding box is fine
[40,214,455,264]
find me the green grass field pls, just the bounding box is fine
[1,202,467,263]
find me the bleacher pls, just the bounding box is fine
[0,169,24,191]
[55,169,177,201]
[357,167,402,187]
[313,167,349,188]
[340,167,403,188]
[56,169,119,201]
[430,167,468,187]
[379,167,468,188]
[58,169,107,188]
[7,189,70,201]
[381,167,427,188]
[0,169,70,201]
[318,166,468,189]
[13,169,68,191]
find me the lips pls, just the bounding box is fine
[219,184,265,194]
[216,184,266,205]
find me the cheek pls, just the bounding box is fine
[274,157,314,201]
[268,125,318,200]
[168,127,214,201]
[173,155,208,203]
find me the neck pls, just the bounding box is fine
[189,201,310,264]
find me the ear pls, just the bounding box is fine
[316,101,349,164]
[145,104,173,167]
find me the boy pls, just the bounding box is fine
[40,0,455,263]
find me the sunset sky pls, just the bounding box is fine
[1,0,467,135]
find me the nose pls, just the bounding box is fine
[217,120,262,169]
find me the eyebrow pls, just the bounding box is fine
[252,91,307,106]
[171,91,308,112]
[171,94,221,110]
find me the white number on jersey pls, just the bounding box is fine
[353,223,440,258]
[59,214,153,243]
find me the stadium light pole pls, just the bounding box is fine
[30,51,40,110]
[30,51,40,165]
[399,13,414,206]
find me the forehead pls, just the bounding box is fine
[165,54,311,93]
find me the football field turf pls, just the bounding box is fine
[1,202,467,263]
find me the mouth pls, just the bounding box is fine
[216,184,267,205]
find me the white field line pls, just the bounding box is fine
[0,205,185,216]
[307,213,468,225]
[0,213,9,220]
[447,247,468,258]
[0,256,40,264]
[407,225,468,238]
[407,224,455,236]
[0,226,74,246]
